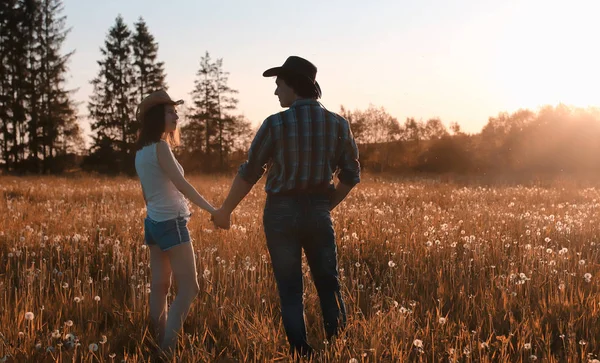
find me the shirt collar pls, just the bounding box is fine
[290,99,320,108]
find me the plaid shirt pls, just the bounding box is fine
[238,99,361,194]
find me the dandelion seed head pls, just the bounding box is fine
[24,312,34,321]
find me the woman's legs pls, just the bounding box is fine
[149,244,172,345]
[161,241,200,351]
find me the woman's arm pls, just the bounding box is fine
[140,182,148,205]
[156,141,216,214]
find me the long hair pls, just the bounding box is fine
[278,71,320,99]
[136,104,181,150]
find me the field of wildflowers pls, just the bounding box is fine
[0,175,599,362]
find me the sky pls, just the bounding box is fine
[61,0,600,142]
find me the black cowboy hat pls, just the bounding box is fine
[263,56,322,98]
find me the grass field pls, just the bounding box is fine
[0,175,599,362]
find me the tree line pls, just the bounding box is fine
[83,15,252,175]
[1,1,599,179]
[0,2,251,175]
[341,104,600,179]
[0,0,83,173]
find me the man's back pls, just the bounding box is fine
[238,99,360,194]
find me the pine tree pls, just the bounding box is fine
[0,0,17,169]
[0,0,80,172]
[183,52,219,169]
[87,15,136,172]
[2,1,29,169]
[182,52,241,171]
[37,0,81,172]
[23,0,43,171]
[213,58,238,170]
[131,17,166,103]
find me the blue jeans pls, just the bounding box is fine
[263,194,346,356]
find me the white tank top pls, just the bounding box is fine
[135,141,191,222]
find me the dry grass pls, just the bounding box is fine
[0,175,599,362]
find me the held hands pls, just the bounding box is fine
[210,207,231,230]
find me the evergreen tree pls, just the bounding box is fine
[131,17,167,103]
[37,0,81,172]
[0,0,18,169]
[183,52,219,168]
[3,1,29,169]
[87,15,136,172]
[0,0,81,172]
[213,58,238,169]
[182,52,241,170]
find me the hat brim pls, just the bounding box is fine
[315,81,322,98]
[262,67,282,77]
[171,99,184,105]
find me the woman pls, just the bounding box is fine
[134,89,215,352]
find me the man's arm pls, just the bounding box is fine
[330,182,354,211]
[220,173,254,214]
[331,123,361,211]
[213,119,273,229]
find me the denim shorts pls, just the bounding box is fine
[144,215,191,251]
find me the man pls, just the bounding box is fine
[212,56,360,357]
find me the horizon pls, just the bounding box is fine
[61,0,600,144]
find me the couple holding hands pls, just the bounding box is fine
[135,56,360,358]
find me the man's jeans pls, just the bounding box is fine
[263,194,346,355]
